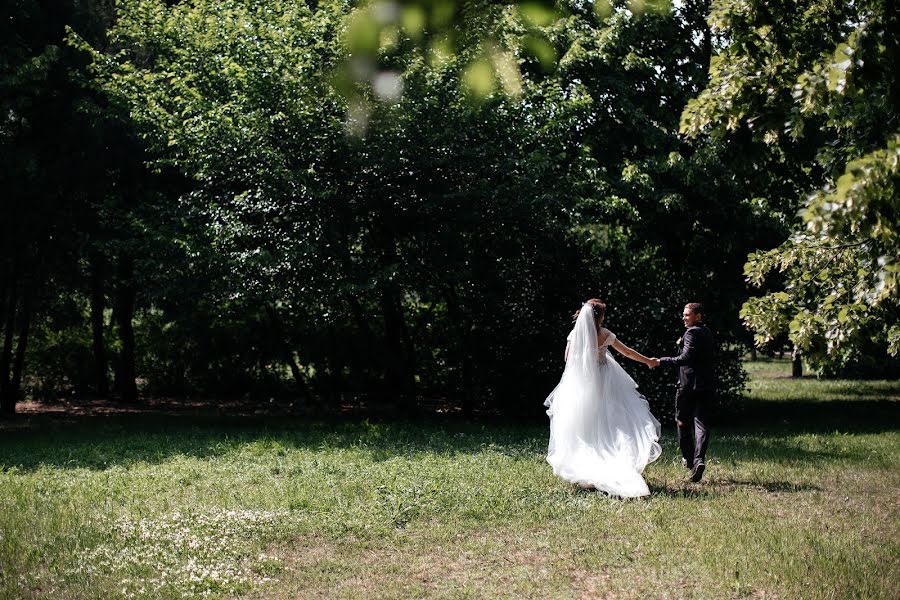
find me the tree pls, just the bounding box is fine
[680,0,899,374]
[80,0,597,413]
[1,0,118,412]
[73,0,765,416]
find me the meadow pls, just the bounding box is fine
[0,359,897,599]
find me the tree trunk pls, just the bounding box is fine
[791,347,803,378]
[750,345,757,361]
[10,299,31,397]
[380,285,416,411]
[445,285,476,417]
[114,255,138,403]
[0,261,8,331]
[343,294,380,407]
[369,208,416,411]
[700,3,712,73]
[326,323,344,411]
[264,305,312,408]
[0,277,18,415]
[90,254,109,397]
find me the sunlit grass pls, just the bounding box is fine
[745,357,900,403]
[0,364,897,599]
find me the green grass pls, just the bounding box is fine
[745,357,900,402]
[0,362,897,599]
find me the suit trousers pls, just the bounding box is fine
[675,388,713,467]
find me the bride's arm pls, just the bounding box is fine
[610,338,652,365]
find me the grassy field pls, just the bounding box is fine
[0,360,897,599]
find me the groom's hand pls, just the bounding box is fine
[648,358,660,369]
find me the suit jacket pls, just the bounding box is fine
[659,324,716,392]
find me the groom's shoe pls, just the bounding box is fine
[689,460,706,483]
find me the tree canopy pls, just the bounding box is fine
[3,0,896,416]
[680,0,898,374]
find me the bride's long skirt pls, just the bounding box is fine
[545,354,661,498]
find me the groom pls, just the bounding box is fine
[650,303,716,483]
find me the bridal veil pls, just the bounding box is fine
[544,305,661,497]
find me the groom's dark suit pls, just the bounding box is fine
[659,323,716,470]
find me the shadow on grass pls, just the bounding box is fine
[711,431,894,467]
[647,478,822,500]
[724,398,899,435]
[716,479,823,493]
[0,413,548,473]
[0,391,896,473]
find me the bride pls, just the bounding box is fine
[544,299,662,498]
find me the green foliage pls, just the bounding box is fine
[541,0,760,408]
[682,0,899,374]
[0,0,133,409]
[51,0,762,413]
[70,0,591,411]
[23,295,97,400]
[9,0,813,411]
[335,0,673,109]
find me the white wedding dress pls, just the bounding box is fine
[544,308,661,498]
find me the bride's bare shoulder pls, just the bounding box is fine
[597,327,614,345]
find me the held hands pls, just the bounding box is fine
[646,358,660,369]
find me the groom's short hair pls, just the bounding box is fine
[685,302,704,315]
